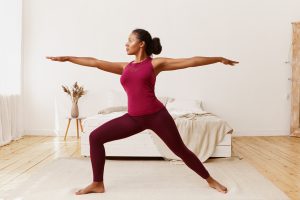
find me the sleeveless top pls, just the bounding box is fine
[120,57,165,116]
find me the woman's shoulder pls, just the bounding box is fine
[122,61,133,71]
[151,57,167,68]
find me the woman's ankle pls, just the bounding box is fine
[205,176,214,183]
[92,181,104,186]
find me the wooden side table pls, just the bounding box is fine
[64,117,85,141]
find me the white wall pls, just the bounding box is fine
[22,0,300,136]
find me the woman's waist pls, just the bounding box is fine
[127,100,165,116]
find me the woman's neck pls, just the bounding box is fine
[134,52,149,63]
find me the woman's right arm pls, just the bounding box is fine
[46,56,127,75]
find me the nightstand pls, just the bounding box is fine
[64,117,85,141]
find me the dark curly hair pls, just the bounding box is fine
[132,28,162,56]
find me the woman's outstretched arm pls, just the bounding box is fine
[153,56,239,73]
[46,56,127,75]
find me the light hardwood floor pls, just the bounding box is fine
[0,135,299,199]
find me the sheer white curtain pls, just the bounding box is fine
[0,95,24,146]
[0,0,24,146]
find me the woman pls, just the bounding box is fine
[47,28,238,195]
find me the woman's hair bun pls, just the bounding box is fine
[152,37,162,55]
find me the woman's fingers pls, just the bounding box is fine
[46,56,57,61]
[46,56,67,62]
[222,58,239,66]
[229,60,239,65]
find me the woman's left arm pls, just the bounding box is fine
[153,56,239,72]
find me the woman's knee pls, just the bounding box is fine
[89,129,105,145]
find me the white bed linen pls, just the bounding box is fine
[150,112,233,162]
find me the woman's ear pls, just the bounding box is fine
[140,41,145,48]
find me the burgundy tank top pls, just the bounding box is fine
[120,57,165,116]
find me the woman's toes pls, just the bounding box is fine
[75,190,82,195]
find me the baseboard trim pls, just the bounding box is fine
[24,129,80,136]
[233,130,289,136]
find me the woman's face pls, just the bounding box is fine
[125,33,144,55]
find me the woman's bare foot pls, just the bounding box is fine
[206,176,228,193]
[75,181,105,195]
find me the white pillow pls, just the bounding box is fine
[166,98,205,115]
[106,90,127,107]
[157,96,175,106]
[98,106,127,114]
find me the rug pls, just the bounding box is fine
[0,157,290,200]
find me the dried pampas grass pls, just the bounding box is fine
[62,82,87,103]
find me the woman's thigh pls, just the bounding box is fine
[89,113,145,144]
[146,108,186,151]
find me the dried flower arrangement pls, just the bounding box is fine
[62,82,87,104]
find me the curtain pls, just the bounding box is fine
[0,95,24,146]
[0,0,24,146]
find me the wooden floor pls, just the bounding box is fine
[0,135,299,199]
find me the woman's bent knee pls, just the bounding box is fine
[89,130,105,145]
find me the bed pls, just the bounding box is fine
[80,94,233,162]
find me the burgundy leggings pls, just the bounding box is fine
[89,107,210,182]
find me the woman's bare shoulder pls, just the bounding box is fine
[121,62,130,70]
[151,57,166,68]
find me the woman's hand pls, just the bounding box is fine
[46,56,69,62]
[220,57,239,66]
[46,56,127,75]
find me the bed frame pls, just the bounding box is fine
[80,124,232,158]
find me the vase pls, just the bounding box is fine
[71,101,79,118]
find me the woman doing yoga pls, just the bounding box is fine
[47,28,238,195]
